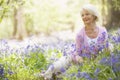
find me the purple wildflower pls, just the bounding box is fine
[108,78,112,80]
[26,45,30,49]
[49,64,54,71]
[0,65,4,77]
[76,71,81,78]
[60,67,66,73]
[94,68,100,75]
[70,73,75,77]
[117,36,120,42]
[99,57,108,64]
[63,51,67,56]
[81,72,91,79]
[8,70,14,75]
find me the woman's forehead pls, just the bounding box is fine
[81,9,91,14]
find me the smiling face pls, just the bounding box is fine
[81,9,96,25]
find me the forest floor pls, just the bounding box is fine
[4,30,76,49]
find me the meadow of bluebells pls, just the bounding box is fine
[0,29,120,80]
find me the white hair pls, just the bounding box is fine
[80,4,99,22]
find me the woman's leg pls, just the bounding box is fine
[43,55,72,79]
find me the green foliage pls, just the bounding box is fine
[0,29,120,79]
[112,0,120,10]
[0,0,25,22]
[62,51,115,80]
[0,52,47,80]
[24,52,47,70]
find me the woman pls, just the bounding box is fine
[40,4,108,79]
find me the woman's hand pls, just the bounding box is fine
[76,56,83,63]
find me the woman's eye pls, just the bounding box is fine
[86,13,89,15]
[81,13,90,17]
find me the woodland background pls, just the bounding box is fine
[0,0,120,40]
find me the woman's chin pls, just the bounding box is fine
[84,22,91,25]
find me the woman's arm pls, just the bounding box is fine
[75,31,84,55]
[72,30,84,63]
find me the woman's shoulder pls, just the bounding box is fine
[98,26,107,30]
[98,26,108,38]
[98,26,107,33]
[76,27,85,35]
[75,27,85,38]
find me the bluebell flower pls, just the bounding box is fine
[71,44,75,48]
[0,67,4,77]
[60,67,66,73]
[1,39,8,44]
[81,72,91,79]
[49,64,54,71]
[26,45,30,49]
[110,56,119,65]
[8,70,14,75]
[98,45,104,52]
[70,73,75,77]
[63,51,67,56]
[99,57,108,64]
[4,78,8,80]
[108,78,112,80]
[117,36,120,43]
[112,36,118,43]
[76,71,81,78]
[94,68,100,75]
[105,41,109,48]
[112,63,120,73]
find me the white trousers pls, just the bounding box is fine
[43,55,73,79]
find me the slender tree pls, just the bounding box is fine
[105,0,120,29]
[14,5,27,40]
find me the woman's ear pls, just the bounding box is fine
[93,16,97,21]
[94,16,98,21]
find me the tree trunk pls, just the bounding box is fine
[101,0,106,26]
[13,8,17,37]
[105,0,120,30]
[13,6,27,40]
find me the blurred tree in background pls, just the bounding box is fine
[105,0,120,29]
[13,1,27,40]
[90,0,120,29]
[0,0,120,39]
[0,0,27,39]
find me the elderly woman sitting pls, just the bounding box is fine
[40,4,109,80]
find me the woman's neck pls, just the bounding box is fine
[85,23,97,30]
[85,22,99,39]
